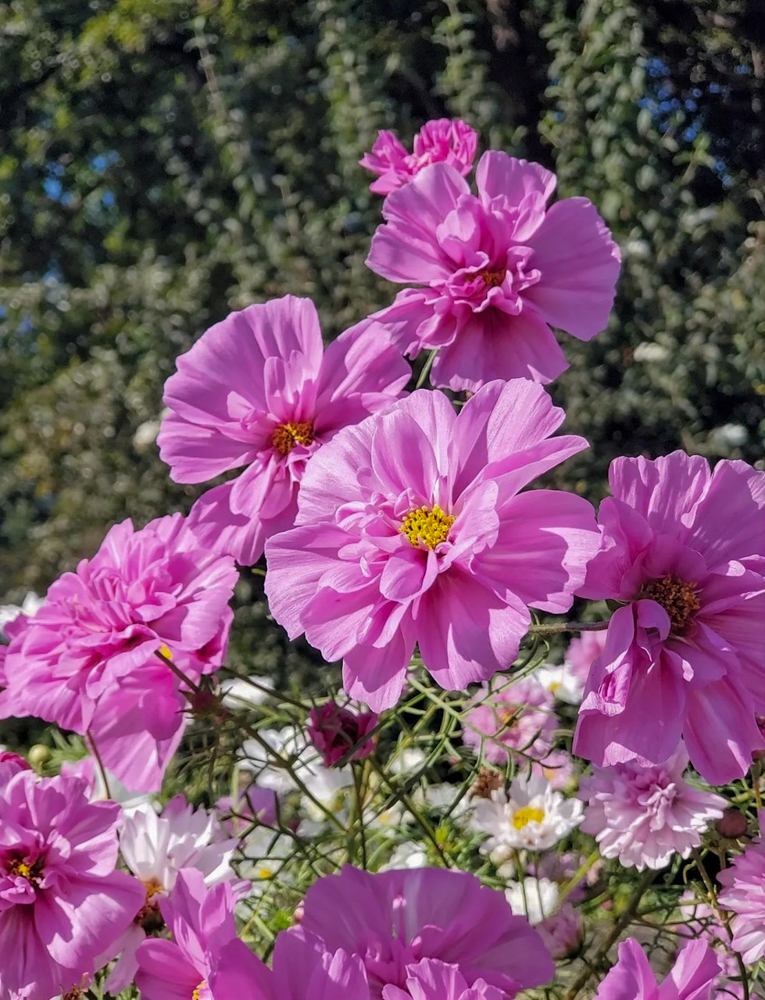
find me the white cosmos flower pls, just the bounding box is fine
[382,841,430,871]
[506,877,560,924]
[534,663,584,704]
[471,773,583,856]
[220,676,274,710]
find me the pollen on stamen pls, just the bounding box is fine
[511,806,545,830]
[641,575,700,636]
[478,267,507,288]
[399,504,456,550]
[271,420,315,457]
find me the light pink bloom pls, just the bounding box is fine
[537,903,583,960]
[564,629,607,686]
[717,818,765,965]
[0,751,32,786]
[593,938,720,1000]
[580,747,726,870]
[366,151,620,390]
[217,785,279,835]
[360,119,478,195]
[158,295,410,565]
[287,864,554,997]
[574,452,765,784]
[0,771,143,1000]
[265,381,598,710]
[383,958,506,1000]
[462,677,556,765]
[307,701,378,767]
[0,514,237,791]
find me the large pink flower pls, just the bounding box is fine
[383,959,506,1000]
[573,452,765,784]
[360,118,478,195]
[265,380,598,710]
[158,295,410,565]
[0,514,238,791]
[0,771,143,1000]
[366,151,621,390]
[593,938,720,1000]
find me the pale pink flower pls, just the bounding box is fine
[307,701,378,767]
[574,452,765,784]
[158,295,410,565]
[593,938,720,1000]
[564,629,607,686]
[366,151,620,390]
[462,677,556,765]
[0,514,237,792]
[0,771,143,1000]
[383,958,506,1000]
[265,380,598,710]
[717,820,765,965]
[360,119,477,195]
[580,747,726,870]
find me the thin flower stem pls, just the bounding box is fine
[692,849,750,1000]
[414,349,437,389]
[86,729,111,800]
[526,620,610,636]
[155,649,202,694]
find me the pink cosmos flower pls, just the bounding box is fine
[0,771,144,1000]
[564,629,608,687]
[579,747,726,870]
[717,818,765,965]
[0,751,32,785]
[360,119,478,195]
[0,514,238,792]
[573,452,765,784]
[365,151,621,390]
[286,864,554,997]
[593,938,720,1000]
[265,380,598,710]
[158,295,410,565]
[383,959,506,1000]
[307,701,378,767]
[462,677,556,765]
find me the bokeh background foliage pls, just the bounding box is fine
[1,0,763,614]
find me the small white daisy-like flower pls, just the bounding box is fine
[534,663,584,705]
[382,841,431,871]
[506,876,560,925]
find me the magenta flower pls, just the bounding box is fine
[265,380,598,710]
[573,451,765,784]
[365,151,621,390]
[579,747,726,870]
[0,771,144,1000]
[360,119,477,195]
[593,938,720,1000]
[383,959,506,1000]
[287,864,554,997]
[462,677,556,765]
[0,514,238,791]
[0,751,32,785]
[717,821,765,965]
[307,702,378,767]
[158,295,410,565]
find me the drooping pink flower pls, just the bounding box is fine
[0,771,144,1000]
[593,938,720,1000]
[579,747,726,870]
[564,629,608,687]
[287,864,554,998]
[0,514,238,791]
[158,295,410,565]
[574,452,765,784]
[307,701,378,767]
[360,119,478,195]
[265,380,598,710]
[717,818,765,965]
[365,151,621,390]
[383,958,506,1000]
[462,677,556,765]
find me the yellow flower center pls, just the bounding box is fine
[478,267,507,288]
[399,504,455,550]
[641,575,700,636]
[158,643,173,660]
[271,420,315,456]
[142,877,163,899]
[548,681,561,694]
[192,982,207,1000]
[512,806,545,830]
[11,861,32,879]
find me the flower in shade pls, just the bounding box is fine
[593,938,720,1000]
[307,701,378,767]
[471,773,583,858]
[0,771,144,1000]
[463,677,556,764]
[717,818,765,965]
[0,514,237,792]
[285,864,554,997]
[383,959,506,1000]
[579,747,726,871]
[265,380,598,710]
[564,630,607,688]
[158,295,410,565]
[574,452,765,784]
[360,119,477,195]
[365,151,620,391]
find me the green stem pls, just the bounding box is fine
[414,349,437,389]
[526,620,610,636]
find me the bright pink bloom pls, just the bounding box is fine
[462,677,556,765]
[0,751,32,786]
[288,864,554,997]
[265,381,598,710]
[0,771,143,1000]
[579,747,726,870]
[360,119,477,195]
[574,452,765,784]
[134,868,240,1000]
[593,938,720,1000]
[158,295,410,565]
[0,514,237,791]
[564,629,607,686]
[307,702,378,767]
[717,819,765,965]
[366,151,620,390]
[383,959,506,1000]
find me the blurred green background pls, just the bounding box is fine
[1,0,764,612]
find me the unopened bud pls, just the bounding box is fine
[716,809,748,839]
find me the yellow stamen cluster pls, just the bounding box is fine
[399,504,455,550]
[192,982,208,1000]
[511,806,545,830]
[8,857,42,886]
[641,575,700,636]
[478,267,507,288]
[271,420,315,456]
